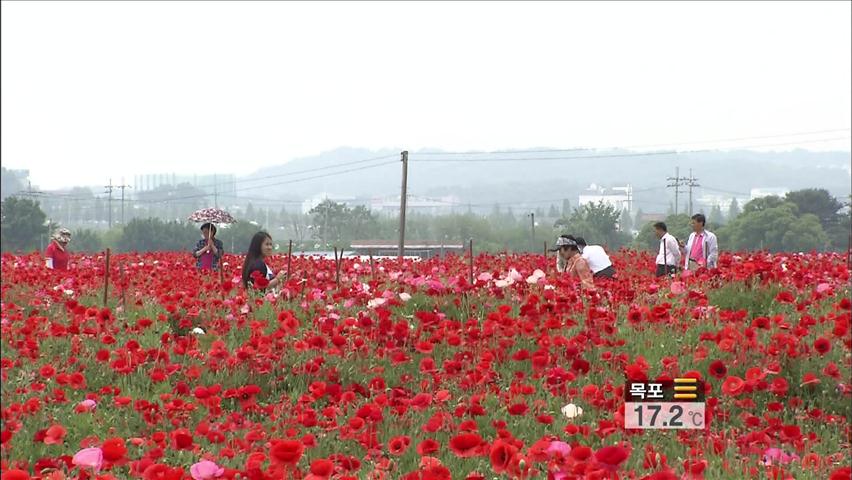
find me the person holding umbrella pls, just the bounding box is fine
[193,222,224,271]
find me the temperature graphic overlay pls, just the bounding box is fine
[624,378,706,429]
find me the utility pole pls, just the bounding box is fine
[626,184,633,214]
[116,178,131,226]
[104,179,114,229]
[18,181,45,201]
[213,173,218,208]
[666,167,684,216]
[398,150,409,260]
[686,169,700,216]
[529,212,535,252]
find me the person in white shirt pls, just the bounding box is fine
[654,222,680,277]
[556,235,615,278]
[682,213,719,271]
[575,237,616,278]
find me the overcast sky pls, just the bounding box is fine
[2,1,850,190]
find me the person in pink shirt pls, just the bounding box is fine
[681,213,718,271]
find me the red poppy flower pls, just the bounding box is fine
[310,458,335,478]
[507,403,528,416]
[417,438,440,456]
[800,372,821,387]
[142,464,183,480]
[708,360,727,379]
[489,439,519,474]
[828,466,851,480]
[721,376,745,396]
[1,470,31,480]
[571,445,593,461]
[43,424,66,445]
[449,433,483,458]
[270,439,304,466]
[770,377,789,397]
[641,472,678,480]
[595,445,630,469]
[102,437,127,461]
[813,337,831,355]
[170,429,193,450]
[388,435,411,455]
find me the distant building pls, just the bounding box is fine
[369,194,460,217]
[750,187,790,200]
[638,212,667,224]
[578,184,632,211]
[133,173,237,197]
[301,192,359,214]
[697,194,750,211]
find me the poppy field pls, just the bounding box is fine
[1,250,850,480]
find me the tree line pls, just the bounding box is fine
[2,188,848,255]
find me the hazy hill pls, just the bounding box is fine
[244,147,851,212]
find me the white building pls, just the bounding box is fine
[750,187,790,200]
[697,194,750,211]
[370,194,460,216]
[301,192,358,214]
[578,184,632,211]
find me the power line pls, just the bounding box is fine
[126,160,399,206]
[29,155,399,204]
[666,167,684,216]
[408,186,668,209]
[700,186,750,197]
[27,153,399,203]
[136,153,399,193]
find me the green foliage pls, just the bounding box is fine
[71,229,104,253]
[785,188,843,226]
[708,204,725,226]
[619,208,634,232]
[548,204,560,217]
[556,201,631,249]
[706,281,783,317]
[561,199,571,217]
[743,195,791,214]
[117,218,199,252]
[0,167,26,199]
[101,227,124,251]
[825,212,851,251]
[633,213,692,251]
[720,195,829,252]
[309,199,349,247]
[218,221,267,254]
[306,201,381,248]
[781,214,829,252]
[727,198,741,221]
[0,197,48,252]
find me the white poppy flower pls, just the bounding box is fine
[561,403,583,419]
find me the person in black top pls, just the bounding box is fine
[241,231,286,290]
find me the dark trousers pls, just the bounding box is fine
[594,265,616,278]
[655,264,678,277]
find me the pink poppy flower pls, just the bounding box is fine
[72,447,103,473]
[190,460,224,480]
